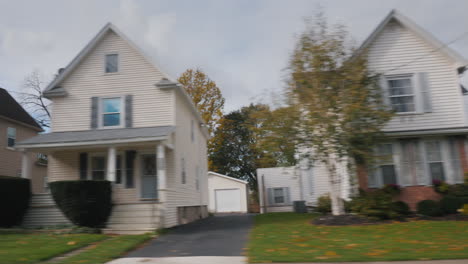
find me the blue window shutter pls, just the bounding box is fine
[91,97,98,129]
[284,187,291,205]
[79,153,88,180]
[379,75,390,107]
[125,95,133,128]
[267,188,274,205]
[418,72,432,113]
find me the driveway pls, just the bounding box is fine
[126,214,253,257]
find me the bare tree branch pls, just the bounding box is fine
[20,70,51,128]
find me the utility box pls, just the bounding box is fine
[293,200,307,213]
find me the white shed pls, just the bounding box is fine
[208,172,248,213]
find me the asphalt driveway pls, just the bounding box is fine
[126,214,254,258]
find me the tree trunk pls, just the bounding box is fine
[326,154,345,215]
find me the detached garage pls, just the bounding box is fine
[208,172,248,213]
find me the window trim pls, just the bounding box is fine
[7,127,16,148]
[104,53,119,74]
[386,74,417,114]
[88,154,107,181]
[423,139,447,183]
[98,96,125,129]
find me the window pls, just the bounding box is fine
[101,97,122,127]
[37,153,48,166]
[400,139,426,186]
[105,54,118,73]
[116,155,122,184]
[377,144,397,185]
[273,188,285,204]
[7,127,16,147]
[425,141,445,182]
[91,156,106,180]
[387,76,415,113]
[181,157,186,184]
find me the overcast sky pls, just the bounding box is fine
[1,0,467,112]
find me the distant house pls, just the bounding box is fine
[0,88,47,194]
[258,10,468,211]
[16,23,209,234]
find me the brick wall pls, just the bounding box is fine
[395,186,442,211]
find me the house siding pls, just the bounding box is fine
[51,30,173,132]
[164,91,208,228]
[0,118,47,194]
[257,167,300,212]
[367,20,465,131]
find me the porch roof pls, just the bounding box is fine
[16,126,175,149]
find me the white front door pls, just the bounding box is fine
[141,154,157,199]
[215,189,242,212]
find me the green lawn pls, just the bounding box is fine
[0,233,106,264]
[56,234,153,264]
[248,213,468,263]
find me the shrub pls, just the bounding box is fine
[381,184,401,195]
[350,190,400,220]
[391,201,410,215]
[316,194,331,214]
[0,176,31,227]
[461,204,468,215]
[417,200,443,217]
[440,196,466,214]
[432,179,450,194]
[50,180,112,227]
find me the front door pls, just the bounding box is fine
[141,154,157,199]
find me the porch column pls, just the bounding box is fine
[21,151,31,179]
[157,143,166,190]
[107,146,116,182]
[157,143,167,228]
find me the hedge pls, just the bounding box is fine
[50,180,112,227]
[417,200,443,217]
[0,176,31,227]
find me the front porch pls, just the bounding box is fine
[16,126,175,233]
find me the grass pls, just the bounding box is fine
[56,233,154,264]
[248,213,468,263]
[0,233,106,264]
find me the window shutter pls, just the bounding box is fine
[79,153,88,180]
[367,166,379,188]
[125,150,136,188]
[379,75,390,107]
[448,137,463,183]
[267,188,274,205]
[91,97,99,129]
[125,95,133,128]
[284,187,291,205]
[417,72,432,113]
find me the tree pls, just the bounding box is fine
[178,68,225,135]
[210,104,282,189]
[19,70,51,128]
[280,13,393,215]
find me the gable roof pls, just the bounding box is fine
[208,171,248,184]
[358,9,468,68]
[43,23,208,137]
[0,88,42,131]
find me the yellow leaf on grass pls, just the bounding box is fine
[67,241,76,245]
[325,251,338,256]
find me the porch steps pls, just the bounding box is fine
[104,203,160,234]
[22,193,71,228]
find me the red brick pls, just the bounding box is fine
[395,186,442,211]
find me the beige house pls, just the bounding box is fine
[16,23,209,234]
[0,88,47,194]
[208,172,248,213]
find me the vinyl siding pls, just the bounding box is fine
[0,118,47,194]
[164,91,208,227]
[207,173,248,213]
[367,20,465,131]
[257,167,299,212]
[51,30,174,132]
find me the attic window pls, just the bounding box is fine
[105,54,118,73]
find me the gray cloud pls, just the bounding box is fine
[0,0,467,112]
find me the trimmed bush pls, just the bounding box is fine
[417,200,442,217]
[350,190,401,220]
[50,180,112,227]
[391,201,410,215]
[440,196,465,214]
[0,176,31,227]
[316,194,331,214]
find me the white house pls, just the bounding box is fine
[208,171,248,213]
[16,23,209,234]
[258,9,468,211]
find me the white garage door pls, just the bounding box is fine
[215,189,242,212]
